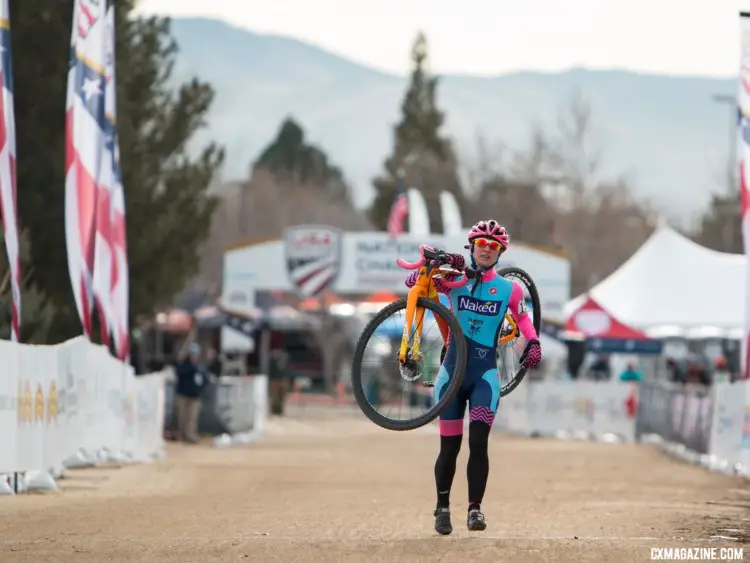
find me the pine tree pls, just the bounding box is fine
[10,2,223,342]
[254,117,350,203]
[368,32,463,234]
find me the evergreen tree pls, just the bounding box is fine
[368,32,463,234]
[254,117,350,202]
[10,1,223,342]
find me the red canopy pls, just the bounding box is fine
[565,296,649,340]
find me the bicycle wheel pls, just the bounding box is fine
[351,297,467,431]
[496,266,542,397]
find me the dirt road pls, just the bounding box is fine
[0,406,747,562]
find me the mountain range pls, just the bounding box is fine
[168,17,737,220]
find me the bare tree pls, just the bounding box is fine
[534,93,656,294]
[460,92,657,296]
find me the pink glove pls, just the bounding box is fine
[443,253,465,270]
[519,339,541,368]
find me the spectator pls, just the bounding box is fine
[685,359,710,386]
[665,357,685,385]
[174,343,208,443]
[713,356,731,384]
[589,354,611,381]
[619,362,643,382]
[269,348,289,416]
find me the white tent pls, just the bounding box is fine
[563,224,746,339]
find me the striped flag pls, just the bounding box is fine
[739,11,750,379]
[92,3,116,348]
[0,0,19,342]
[104,5,130,360]
[65,0,108,339]
[387,179,409,239]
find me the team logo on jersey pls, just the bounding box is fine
[284,225,342,297]
[457,296,502,316]
[489,287,497,295]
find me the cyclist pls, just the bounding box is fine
[404,219,542,535]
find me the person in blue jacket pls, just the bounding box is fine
[175,343,209,443]
[619,362,644,382]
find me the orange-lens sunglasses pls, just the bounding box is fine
[474,238,503,251]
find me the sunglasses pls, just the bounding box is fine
[474,238,503,251]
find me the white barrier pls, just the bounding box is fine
[495,380,639,442]
[0,336,166,492]
[707,382,746,470]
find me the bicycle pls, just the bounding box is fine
[351,245,542,432]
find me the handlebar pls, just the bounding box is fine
[396,244,488,288]
[394,244,442,270]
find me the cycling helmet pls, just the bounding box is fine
[466,219,509,250]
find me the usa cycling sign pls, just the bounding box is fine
[283,225,343,298]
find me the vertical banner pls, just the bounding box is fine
[0,1,19,342]
[439,191,463,236]
[104,6,130,360]
[739,12,750,379]
[64,0,108,339]
[406,188,430,236]
[92,3,118,351]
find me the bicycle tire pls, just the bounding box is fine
[351,297,467,431]
[496,266,542,397]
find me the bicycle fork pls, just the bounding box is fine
[399,290,426,364]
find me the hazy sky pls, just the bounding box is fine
[138,0,749,77]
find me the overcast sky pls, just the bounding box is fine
[138,0,749,77]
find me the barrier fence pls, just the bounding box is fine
[0,335,271,494]
[635,382,712,454]
[3,336,746,495]
[636,380,750,475]
[494,380,638,441]
[0,336,168,493]
[494,378,750,476]
[163,375,268,442]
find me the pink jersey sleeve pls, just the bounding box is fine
[404,271,461,295]
[508,282,538,341]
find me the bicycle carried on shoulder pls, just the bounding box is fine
[350,244,542,432]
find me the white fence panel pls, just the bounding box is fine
[0,337,167,484]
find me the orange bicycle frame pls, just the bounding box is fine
[398,266,520,363]
[398,264,450,363]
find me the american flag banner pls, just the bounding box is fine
[387,178,409,239]
[739,12,750,379]
[92,3,116,348]
[104,5,130,360]
[0,0,19,342]
[65,0,108,339]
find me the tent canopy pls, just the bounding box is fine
[564,296,663,354]
[563,224,745,336]
[565,296,650,340]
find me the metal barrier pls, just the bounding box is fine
[635,381,712,455]
[164,375,263,436]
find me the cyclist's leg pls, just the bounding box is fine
[466,369,500,512]
[433,362,467,510]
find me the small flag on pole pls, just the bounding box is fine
[387,179,409,239]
